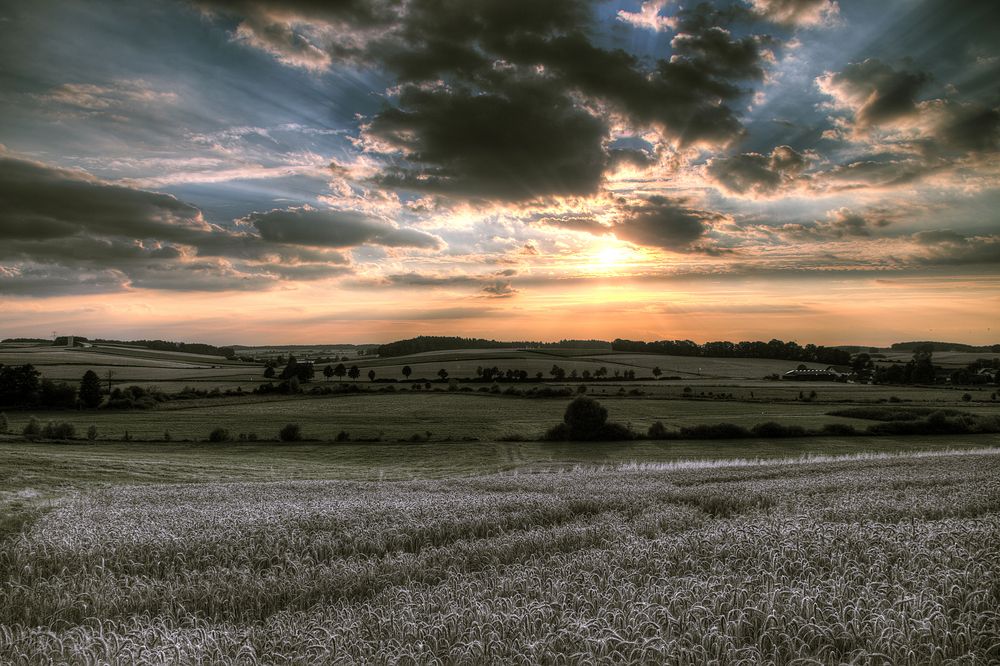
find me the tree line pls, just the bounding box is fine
[376,336,613,357]
[611,338,852,365]
[51,336,237,359]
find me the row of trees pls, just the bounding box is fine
[269,360,656,385]
[53,336,238,359]
[613,338,852,365]
[377,336,612,357]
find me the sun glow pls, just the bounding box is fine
[591,240,640,273]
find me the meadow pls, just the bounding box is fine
[1,447,997,663]
[8,389,1000,444]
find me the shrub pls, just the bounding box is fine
[163,430,171,442]
[828,406,969,422]
[208,427,231,442]
[22,418,41,440]
[42,421,76,439]
[647,421,670,439]
[279,423,302,442]
[86,425,98,441]
[679,423,751,439]
[335,430,350,442]
[597,422,634,441]
[750,421,807,438]
[544,397,632,441]
[820,423,858,436]
[122,430,132,442]
[864,412,999,436]
[563,396,608,440]
[962,393,972,402]
[543,423,571,441]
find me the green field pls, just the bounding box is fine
[6,390,1000,443]
[1,445,997,663]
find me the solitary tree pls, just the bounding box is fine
[79,370,103,408]
[368,369,376,382]
[323,364,334,381]
[402,365,412,380]
[437,368,449,381]
[334,363,346,381]
[348,365,360,381]
[564,396,608,438]
[652,366,662,378]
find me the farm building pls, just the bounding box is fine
[782,367,847,381]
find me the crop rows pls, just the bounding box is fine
[1,451,998,664]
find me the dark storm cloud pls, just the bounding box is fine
[825,159,935,188]
[0,264,125,296]
[825,59,930,128]
[0,155,392,295]
[199,0,775,202]
[936,104,1000,154]
[351,270,522,296]
[125,261,276,292]
[912,229,967,245]
[707,145,807,196]
[611,196,718,250]
[819,57,999,162]
[374,273,483,288]
[0,236,183,263]
[911,232,1000,266]
[263,263,355,281]
[0,155,208,242]
[776,208,889,240]
[367,80,608,201]
[245,207,442,249]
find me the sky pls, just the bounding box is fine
[1,0,998,345]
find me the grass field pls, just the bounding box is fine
[7,389,1000,443]
[1,446,997,663]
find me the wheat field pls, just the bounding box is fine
[1,448,998,664]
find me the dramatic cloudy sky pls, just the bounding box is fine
[1,0,998,344]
